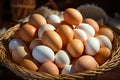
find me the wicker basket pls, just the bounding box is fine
[10,0,36,22]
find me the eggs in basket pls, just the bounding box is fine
[8,8,114,75]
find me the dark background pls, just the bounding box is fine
[0,0,120,80]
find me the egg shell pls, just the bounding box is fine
[67,39,84,58]
[39,61,59,75]
[28,13,47,28]
[95,27,114,42]
[83,18,99,32]
[38,24,55,38]
[20,57,40,71]
[32,45,55,63]
[9,38,27,52]
[61,64,75,74]
[85,37,100,56]
[56,24,73,46]
[18,23,37,43]
[73,29,87,42]
[12,46,31,64]
[63,8,83,25]
[94,47,111,65]
[76,23,95,37]
[75,55,99,72]
[55,50,70,68]
[46,14,61,27]
[96,35,112,50]
[41,30,62,52]
[29,38,42,50]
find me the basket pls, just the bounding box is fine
[0,9,120,80]
[10,0,36,22]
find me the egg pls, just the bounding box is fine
[41,30,62,52]
[56,24,73,46]
[94,47,111,65]
[61,64,75,74]
[67,39,84,58]
[29,38,42,50]
[18,23,37,43]
[73,29,87,42]
[28,13,47,28]
[39,61,59,75]
[76,23,95,37]
[9,38,27,52]
[12,46,31,64]
[95,27,114,42]
[75,55,99,72]
[38,24,55,38]
[96,35,112,50]
[63,8,83,25]
[20,57,40,71]
[84,37,100,56]
[55,50,70,68]
[32,45,55,63]
[46,14,61,27]
[83,18,99,32]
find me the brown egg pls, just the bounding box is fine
[75,55,99,72]
[63,8,83,25]
[94,47,111,65]
[83,18,99,32]
[20,57,40,71]
[12,46,31,64]
[56,24,73,46]
[28,13,47,28]
[41,30,62,52]
[18,23,37,43]
[39,61,59,75]
[67,39,84,58]
[29,38,42,50]
[95,27,114,42]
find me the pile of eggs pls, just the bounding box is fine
[9,8,114,75]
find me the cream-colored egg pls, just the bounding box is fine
[96,35,112,50]
[46,14,61,27]
[85,37,100,56]
[67,39,84,58]
[38,24,55,38]
[12,46,31,64]
[75,55,99,72]
[9,38,27,52]
[32,45,55,63]
[73,29,87,42]
[61,64,75,74]
[41,30,62,52]
[55,50,70,68]
[76,23,95,37]
[29,38,42,50]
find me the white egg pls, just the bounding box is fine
[9,38,27,52]
[61,64,75,74]
[73,29,87,42]
[76,23,95,37]
[96,35,112,50]
[55,50,70,68]
[32,45,55,63]
[85,37,100,56]
[47,14,61,25]
[38,24,55,38]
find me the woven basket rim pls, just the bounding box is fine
[0,23,120,80]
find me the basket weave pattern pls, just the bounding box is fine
[0,23,120,80]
